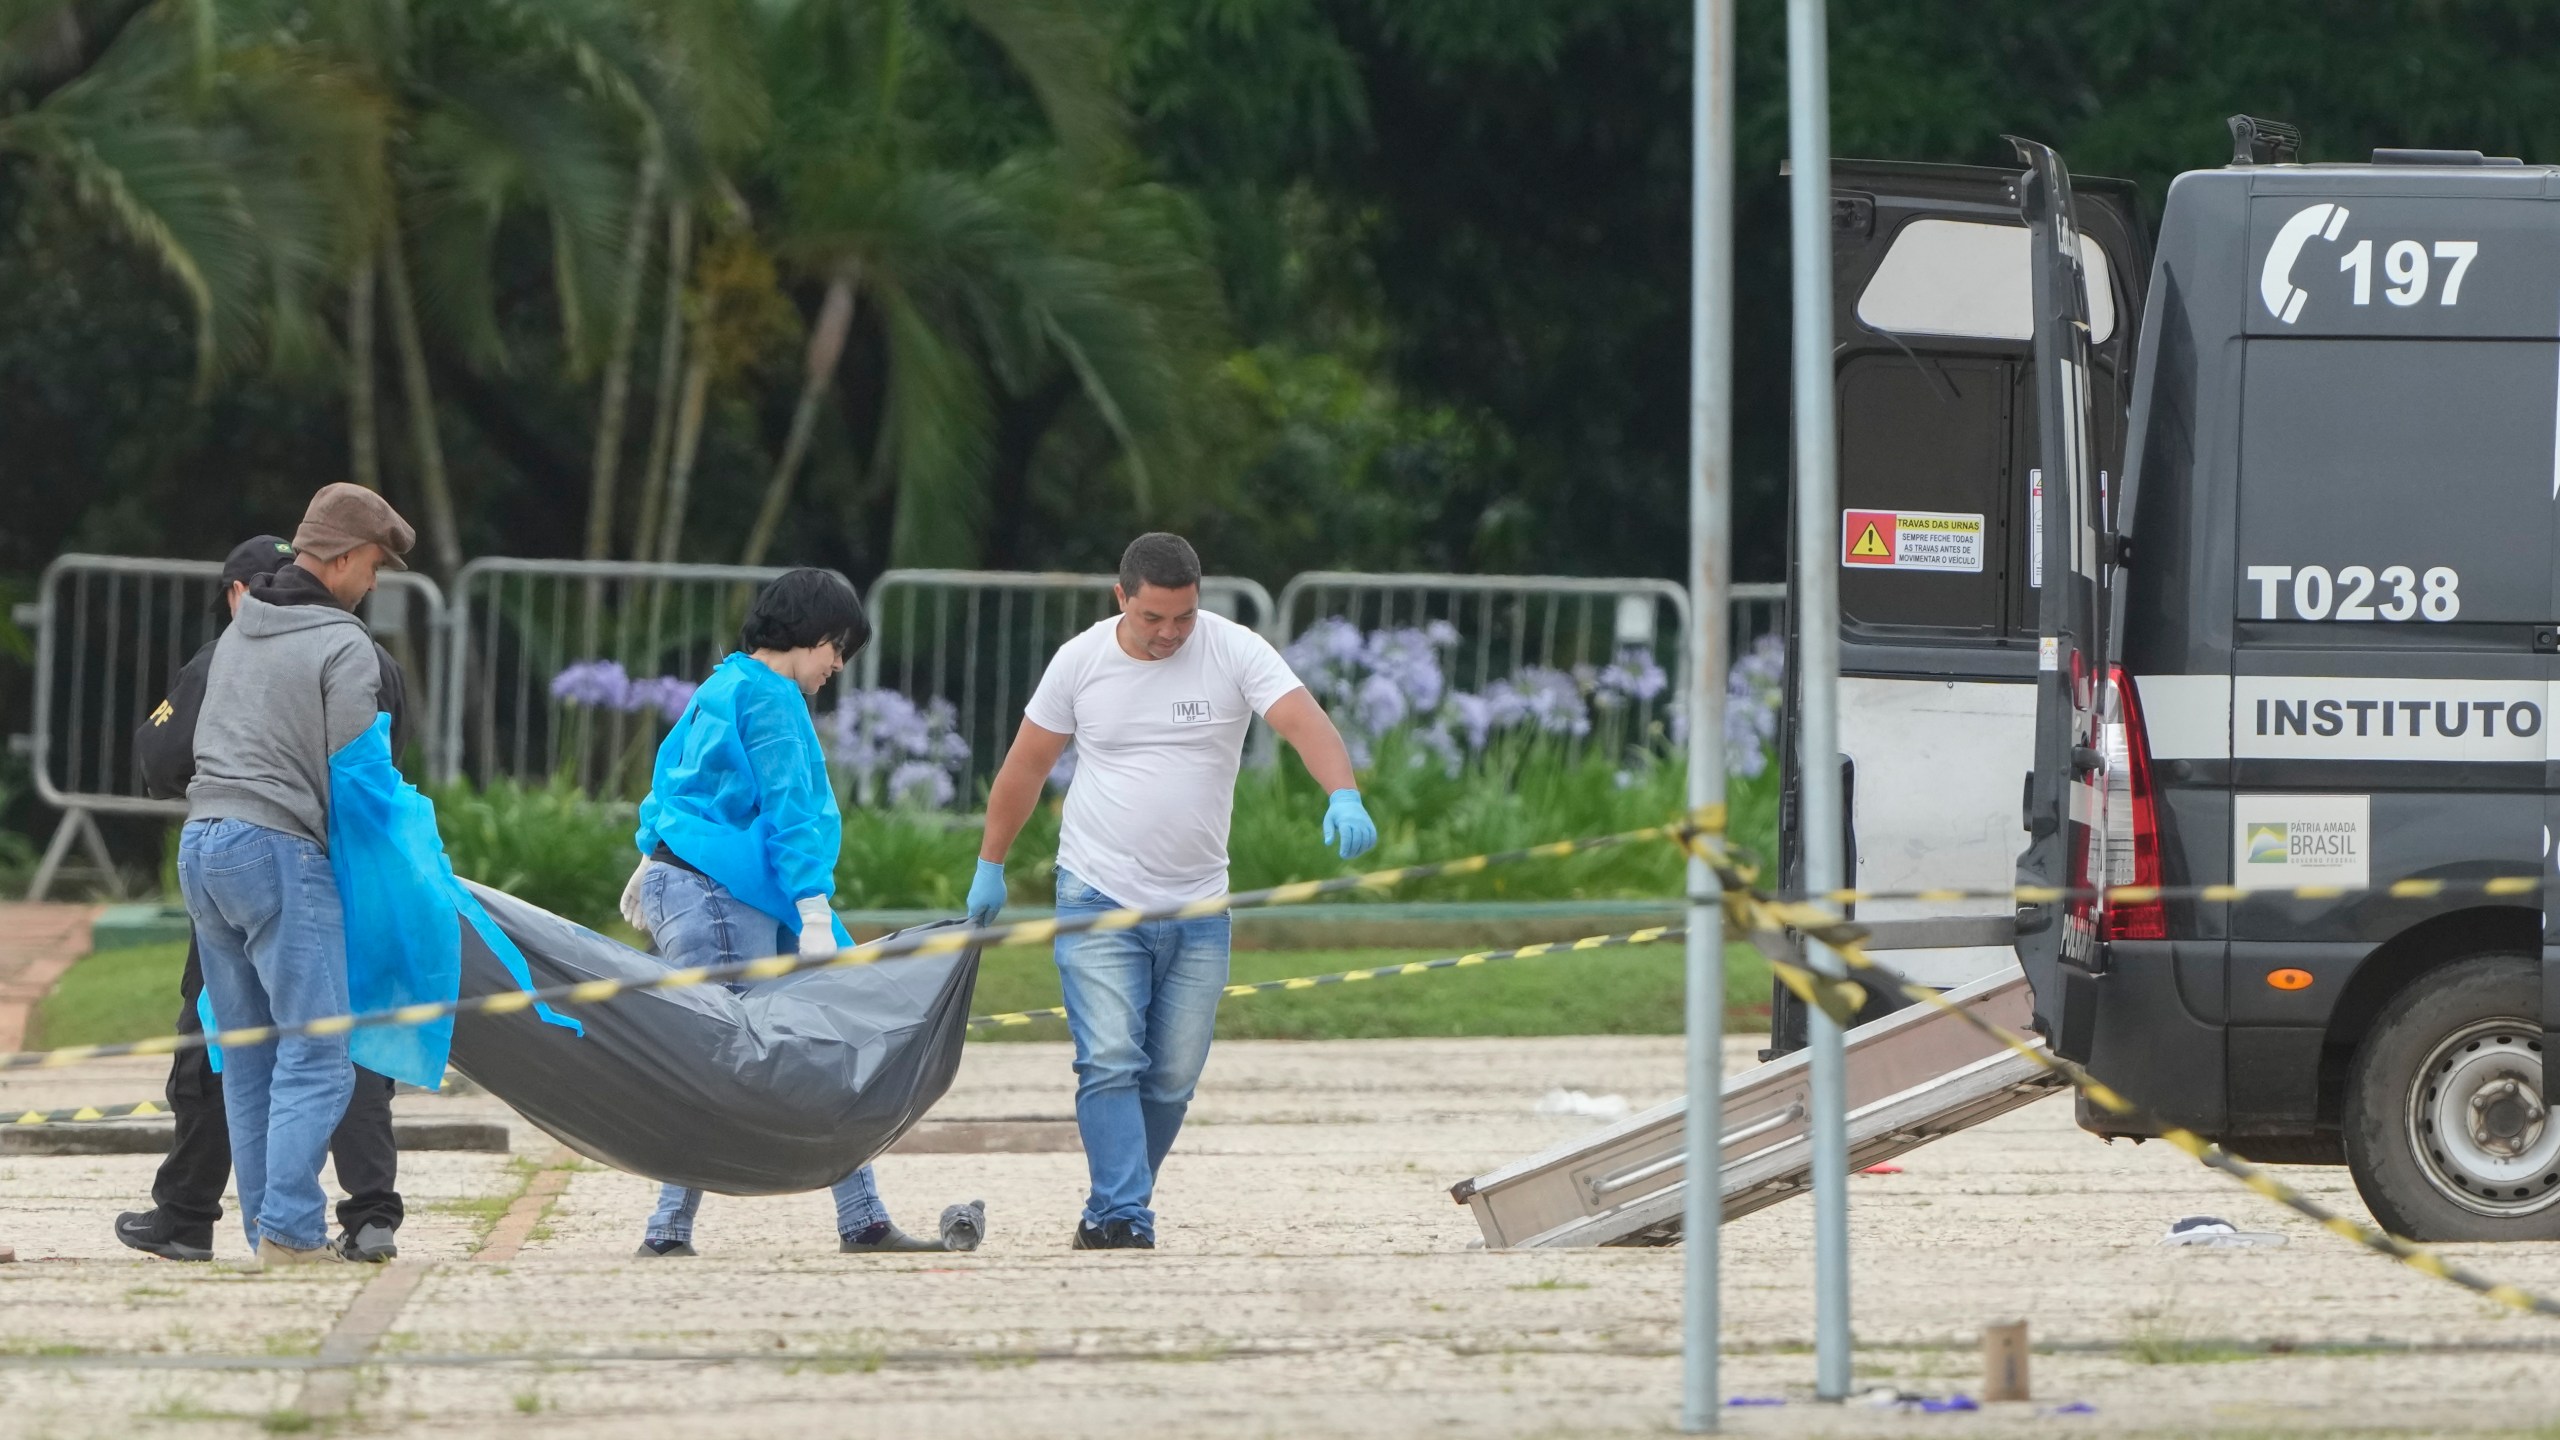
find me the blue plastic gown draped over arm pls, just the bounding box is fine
[201,715,580,1081]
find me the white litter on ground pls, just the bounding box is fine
[2159,1214,2288,1248]
[1535,1088,1632,1120]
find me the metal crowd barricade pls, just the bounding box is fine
[437,559,855,794]
[1732,581,1786,655]
[858,569,1275,795]
[1274,572,1714,737]
[13,554,445,900]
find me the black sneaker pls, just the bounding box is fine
[334,1224,398,1263]
[633,1238,697,1258]
[838,1221,939,1254]
[115,1209,213,1263]
[1071,1219,1154,1251]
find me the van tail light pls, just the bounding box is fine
[2102,666,2166,941]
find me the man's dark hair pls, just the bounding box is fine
[1118,532,1202,596]
[741,568,870,659]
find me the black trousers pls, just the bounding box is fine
[155,937,404,1238]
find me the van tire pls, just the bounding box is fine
[2342,953,2560,1242]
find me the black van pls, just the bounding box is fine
[1786,124,2560,1241]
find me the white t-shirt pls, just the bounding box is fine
[1023,610,1305,910]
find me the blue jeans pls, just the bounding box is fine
[636,863,888,1243]
[1054,867,1231,1236]
[176,818,355,1252]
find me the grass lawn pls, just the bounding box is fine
[27,936,1774,1053]
[26,941,190,1051]
[970,939,1772,1041]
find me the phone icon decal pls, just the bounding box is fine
[2260,202,2351,324]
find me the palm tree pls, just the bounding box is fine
[0,0,384,381]
[291,0,705,576]
[582,0,763,561]
[734,0,1228,568]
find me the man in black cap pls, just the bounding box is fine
[112,533,411,1264]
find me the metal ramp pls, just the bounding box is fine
[1451,965,2062,1248]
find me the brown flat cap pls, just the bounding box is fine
[294,483,416,570]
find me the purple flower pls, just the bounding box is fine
[1415,722,1463,777]
[626,676,698,722]
[1356,672,1409,734]
[1597,647,1669,704]
[1283,618,1369,706]
[550,660,632,709]
[887,760,957,810]
[1447,692,1493,751]
[549,660,702,722]
[1512,668,1592,737]
[822,687,973,810]
[1361,627,1449,712]
[1668,632,1785,776]
[1047,743,1078,792]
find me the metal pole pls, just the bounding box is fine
[1784,0,1853,1402]
[1679,0,1735,1430]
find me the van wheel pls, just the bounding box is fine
[2343,954,2560,1242]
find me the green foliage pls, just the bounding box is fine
[0,1,385,378]
[835,792,1060,908]
[0,748,42,895]
[1225,731,1776,901]
[15,0,2560,593]
[834,807,976,909]
[419,729,1759,925]
[428,776,635,930]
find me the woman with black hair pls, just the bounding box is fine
[620,569,983,1256]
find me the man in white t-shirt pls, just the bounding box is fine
[968,533,1376,1250]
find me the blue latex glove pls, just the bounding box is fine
[966,858,1008,927]
[1322,788,1378,860]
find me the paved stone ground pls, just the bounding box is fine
[5,1036,2560,1437]
[0,903,100,1052]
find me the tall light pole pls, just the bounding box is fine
[1783,0,1855,1403]
[1678,0,1735,1430]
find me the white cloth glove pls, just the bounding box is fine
[619,861,655,938]
[796,897,837,959]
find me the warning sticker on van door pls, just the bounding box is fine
[1841,509,1985,572]
[2233,794,2369,891]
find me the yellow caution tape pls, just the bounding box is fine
[1681,830,2560,1321]
[968,926,1684,1029]
[1767,873,2544,910]
[0,823,1683,1073]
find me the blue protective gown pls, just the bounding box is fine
[634,653,852,949]
[202,713,580,1085]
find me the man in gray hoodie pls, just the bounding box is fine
[177,483,416,1267]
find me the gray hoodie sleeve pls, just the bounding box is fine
[323,630,383,756]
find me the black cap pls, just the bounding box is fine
[215,535,296,614]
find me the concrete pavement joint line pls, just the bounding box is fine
[16,1335,2560,1372]
[278,1140,577,1418]
[474,1144,578,1262]
[290,1259,434,1418]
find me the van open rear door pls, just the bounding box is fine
[1773,149,2145,1053]
[2009,137,2114,1056]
